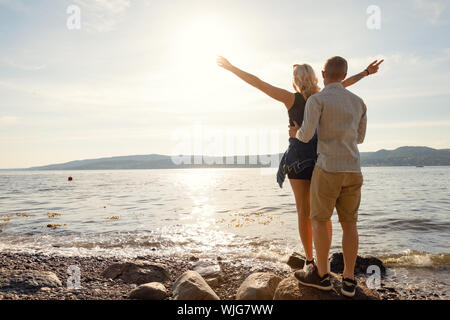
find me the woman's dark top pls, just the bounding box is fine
[288,93,307,127]
[277,92,318,188]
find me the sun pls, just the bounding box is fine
[168,15,240,78]
[154,14,250,102]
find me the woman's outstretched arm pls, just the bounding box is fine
[217,56,295,109]
[342,59,384,88]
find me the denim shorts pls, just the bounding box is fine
[287,165,314,181]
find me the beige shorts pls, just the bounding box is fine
[310,166,363,223]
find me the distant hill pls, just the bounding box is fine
[29,154,175,170]
[360,146,450,166]
[28,154,270,170]
[26,146,450,170]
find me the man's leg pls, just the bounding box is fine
[308,166,338,276]
[336,172,363,282]
[327,220,333,253]
[341,221,358,280]
[312,219,331,277]
[295,167,340,290]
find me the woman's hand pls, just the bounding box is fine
[289,121,300,139]
[365,59,384,75]
[217,56,234,71]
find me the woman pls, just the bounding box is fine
[217,56,383,267]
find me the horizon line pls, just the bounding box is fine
[1,145,449,170]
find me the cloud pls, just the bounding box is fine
[414,0,448,25]
[0,116,19,125]
[73,0,131,32]
[4,60,46,71]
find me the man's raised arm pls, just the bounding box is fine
[357,102,367,144]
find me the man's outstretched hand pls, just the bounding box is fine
[366,59,384,75]
[289,121,300,139]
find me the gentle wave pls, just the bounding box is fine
[380,218,450,232]
[381,250,450,269]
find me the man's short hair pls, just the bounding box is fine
[324,56,348,81]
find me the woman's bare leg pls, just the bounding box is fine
[289,179,313,261]
[290,179,333,262]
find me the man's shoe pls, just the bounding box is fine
[294,264,333,291]
[341,278,357,297]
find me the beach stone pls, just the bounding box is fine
[192,260,223,282]
[287,252,306,270]
[236,272,282,300]
[92,288,102,296]
[128,282,167,300]
[329,252,386,275]
[102,260,170,285]
[273,273,380,300]
[0,269,62,291]
[4,293,19,300]
[172,271,220,300]
[206,277,220,288]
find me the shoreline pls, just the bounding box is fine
[0,251,445,300]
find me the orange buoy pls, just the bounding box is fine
[68,176,73,181]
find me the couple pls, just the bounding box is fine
[217,55,382,297]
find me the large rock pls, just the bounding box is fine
[128,282,167,300]
[102,260,170,285]
[172,271,220,300]
[286,252,306,270]
[329,253,386,276]
[273,273,380,300]
[0,269,62,291]
[236,273,282,300]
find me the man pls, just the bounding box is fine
[289,56,367,297]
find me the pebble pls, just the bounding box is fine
[92,289,102,295]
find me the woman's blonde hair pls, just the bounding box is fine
[293,64,320,100]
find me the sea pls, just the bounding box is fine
[0,167,449,297]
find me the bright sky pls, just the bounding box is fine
[1,0,449,168]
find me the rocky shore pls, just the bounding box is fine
[0,251,442,300]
